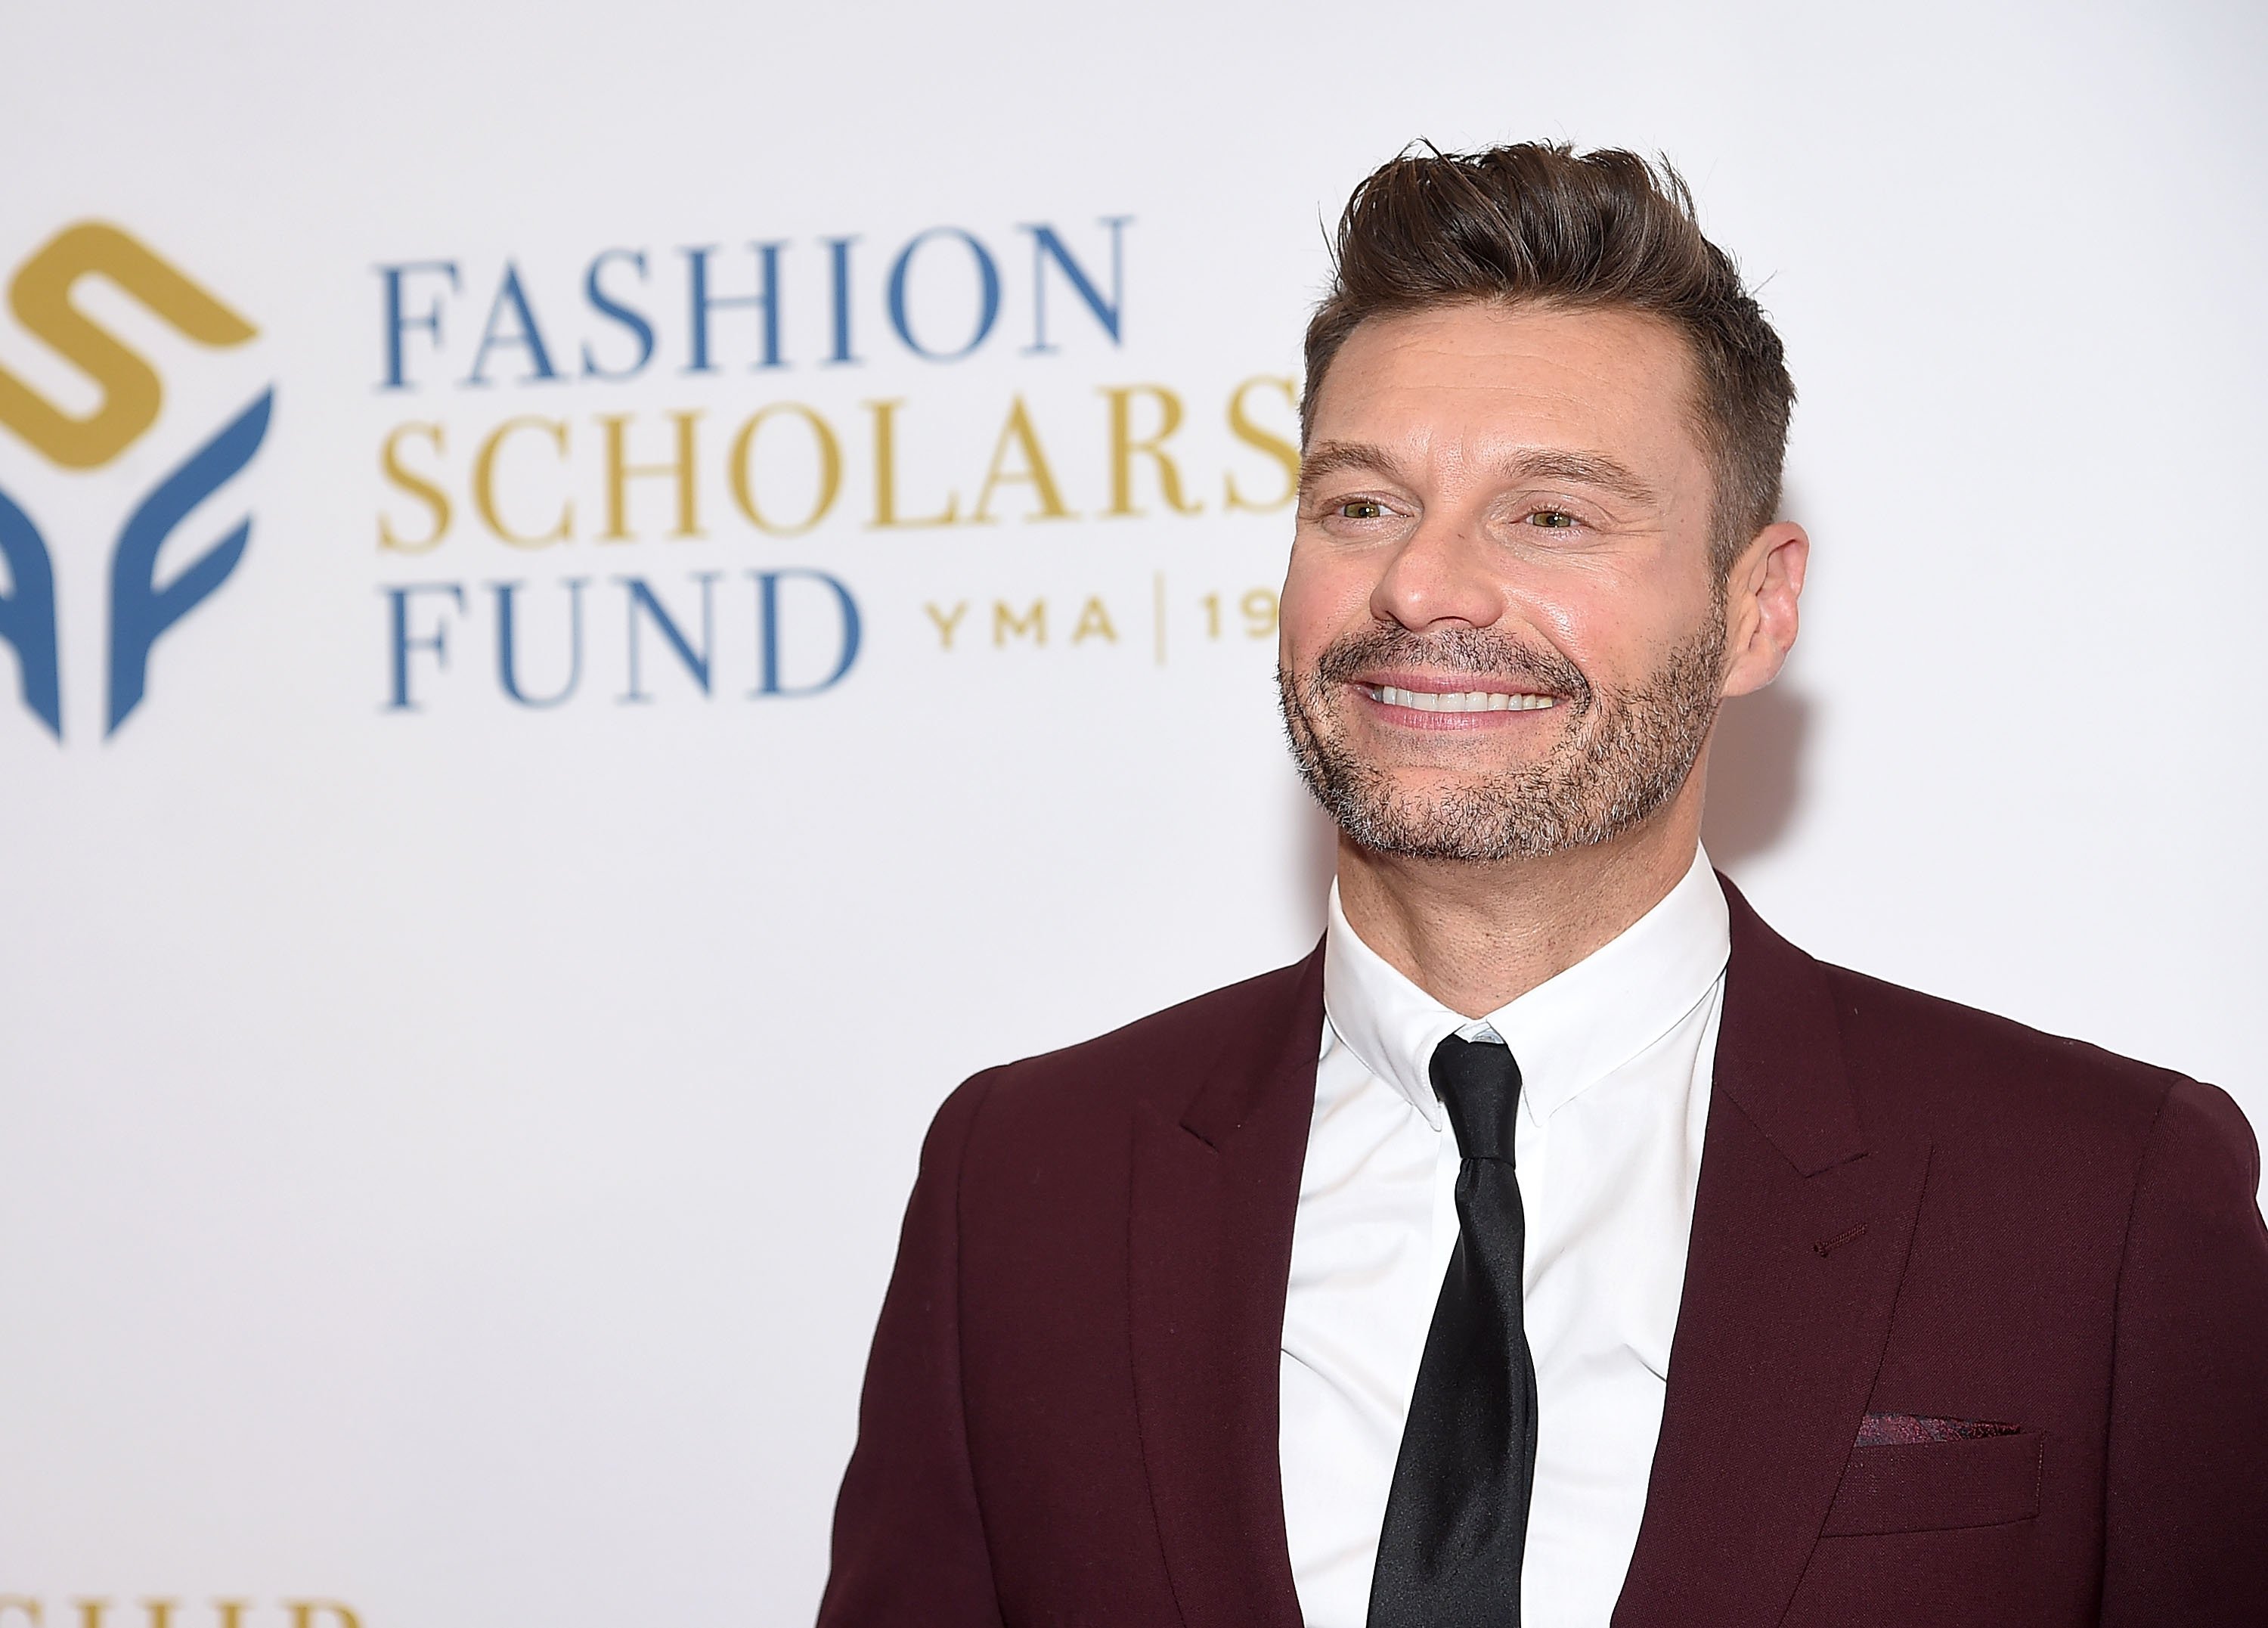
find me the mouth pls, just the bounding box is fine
[1365,683,1557,715]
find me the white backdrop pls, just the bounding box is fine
[3,2,2263,1623]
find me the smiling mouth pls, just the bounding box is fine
[1365,684,1557,713]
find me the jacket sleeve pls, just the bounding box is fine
[2099,1078,2268,1625]
[816,1071,1005,1628]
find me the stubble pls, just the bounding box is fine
[1278,612,1727,862]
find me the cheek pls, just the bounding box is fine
[1538,573,1709,685]
[1279,535,1375,660]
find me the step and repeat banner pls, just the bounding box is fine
[3,2,2261,1624]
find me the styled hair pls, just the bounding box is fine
[1303,142,1795,570]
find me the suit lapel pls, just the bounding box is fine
[1123,886,1922,1626]
[1128,947,1321,1628]
[1613,879,1931,1626]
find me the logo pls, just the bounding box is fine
[361,216,1297,715]
[0,222,272,739]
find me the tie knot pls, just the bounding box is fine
[1430,1034,1521,1162]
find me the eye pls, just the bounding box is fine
[1337,499,1390,520]
[1527,509,1577,530]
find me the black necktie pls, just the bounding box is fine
[1367,1033,1539,1628]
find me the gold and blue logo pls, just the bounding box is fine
[0,222,272,738]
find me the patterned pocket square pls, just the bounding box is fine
[1827,1415,2043,1535]
[1855,1412,2024,1447]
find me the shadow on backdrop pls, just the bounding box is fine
[1290,777,1339,938]
[1702,683,1813,869]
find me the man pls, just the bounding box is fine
[817,144,2268,1626]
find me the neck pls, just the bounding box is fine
[1334,784,1706,1019]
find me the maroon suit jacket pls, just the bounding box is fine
[820,882,2268,1625]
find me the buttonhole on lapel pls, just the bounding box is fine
[1814,1222,1868,1257]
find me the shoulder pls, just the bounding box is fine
[1817,958,2253,1179]
[928,950,1321,1155]
[1723,876,2233,1175]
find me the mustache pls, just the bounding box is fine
[1310,625,1594,706]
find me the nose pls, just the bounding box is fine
[1368,513,1508,633]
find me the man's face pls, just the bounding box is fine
[1279,300,1732,861]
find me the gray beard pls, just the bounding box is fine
[1278,612,1727,862]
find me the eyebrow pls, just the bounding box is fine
[1298,439,1658,507]
[1298,440,1413,495]
[1495,448,1657,507]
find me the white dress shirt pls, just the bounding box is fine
[1278,845,1730,1628]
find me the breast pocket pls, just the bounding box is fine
[1822,1424,2044,1537]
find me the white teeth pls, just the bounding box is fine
[1371,684,1555,713]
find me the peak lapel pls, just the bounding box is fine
[1613,881,1931,1628]
[1128,946,1321,1628]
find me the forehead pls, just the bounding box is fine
[1309,301,1706,479]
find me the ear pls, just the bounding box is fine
[1720,521,1808,699]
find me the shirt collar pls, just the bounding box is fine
[1322,845,1731,1130]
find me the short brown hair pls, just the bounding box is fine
[1303,142,1795,571]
